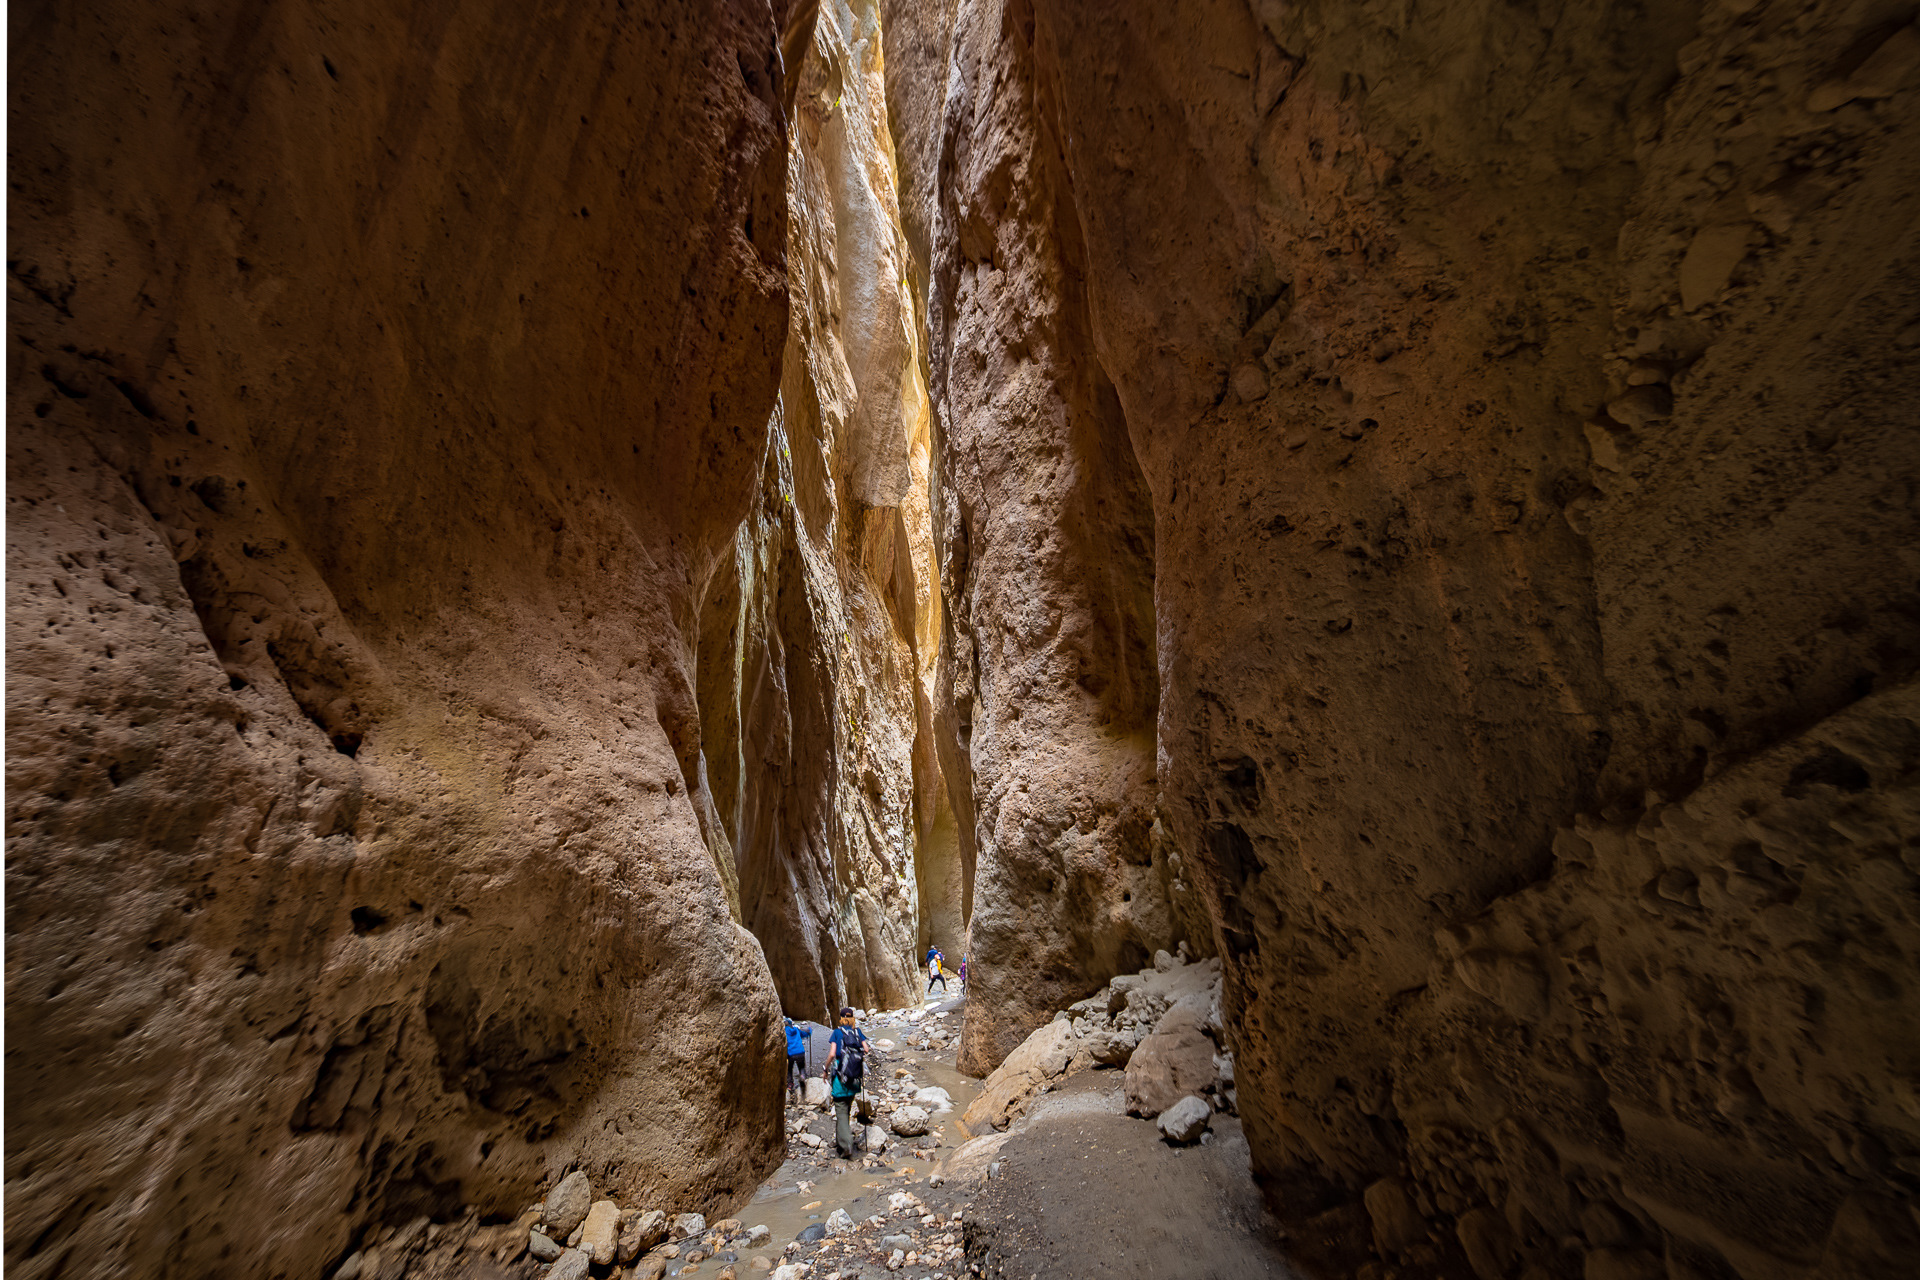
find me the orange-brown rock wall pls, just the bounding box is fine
[7,2,796,1276]
[912,0,1214,1076]
[696,0,951,1022]
[901,0,1920,1275]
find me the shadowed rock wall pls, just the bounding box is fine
[696,0,956,1022]
[899,0,1920,1275]
[897,0,1208,1077]
[6,1,797,1276]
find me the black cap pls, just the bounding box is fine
[839,1006,856,1018]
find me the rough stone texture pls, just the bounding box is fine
[888,1105,932,1138]
[544,1172,594,1242]
[578,1200,620,1267]
[899,0,1920,1276]
[5,1,797,1276]
[959,1018,1078,1132]
[1122,996,1220,1120]
[617,1209,667,1265]
[695,0,952,1021]
[916,0,1219,1078]
[1155,1096,1213,1145]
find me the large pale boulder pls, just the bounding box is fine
[544,1172,594,1241]
[889,1106,932,1138]
[961,1020,1079,1131]
[579,1200,621,1266]
[1156,1096,1212,1144]
[938,1132,1014,1186]
[1124,995,1218,1118]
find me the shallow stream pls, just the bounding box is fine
[691,997,982,1273]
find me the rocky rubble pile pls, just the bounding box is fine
[327,1168,779,1280]
[776,1189,967,1279]
[957,948,1232,1142]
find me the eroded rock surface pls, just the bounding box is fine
[909,0,1212,1077]
[898,0,1920,1276]
[7,1,797,1275]
[694,0,951,1019]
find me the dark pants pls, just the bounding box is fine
[928,972,946,992]
[786,1054,806,1095]
[833,1096,855,1156]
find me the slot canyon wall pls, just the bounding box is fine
[893,0,1920,1276]
[693,0,962,1023]
[6,0,814,1276]
[885,0,1213,1076]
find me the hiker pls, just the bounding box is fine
[926,945,946,995]
[821,1005,871,1158]
[783,1016,810,1103]
[958,954,968,994]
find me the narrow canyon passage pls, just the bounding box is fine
[7,1,1920,1279]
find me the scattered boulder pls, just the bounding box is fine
[864,1124,891,1150]
[939,1131,1012,1185]
[672,1212,707,1240]
[746,1224,771,1246]
[961,1019,1078,1130]
[549,1248,591,1280]
[890,1106,931,1137]
[528,1230,564,1262]
[1364,1178,1426,1258]
[1084,1027,1141,1066]
[825,1209,855,1236]
[796,1223,827,1243]
[579,1200,620,1265]
[803,1078,831,1107]
[544,1171,594,1239]
[619,1209,667,1262]
[773,1265,807,1280]
[911,1086,953,1112]
[1125,993,1219,1118]
[1157,1095,1212,1144]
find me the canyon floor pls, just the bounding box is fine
[722,990,1296,1280]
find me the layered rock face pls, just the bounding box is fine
[889,0,1209,1076]
[695,0,957,1021]
[7,2,797,1275]
[902,0,1920,1275]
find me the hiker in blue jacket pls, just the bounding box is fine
[783,1017,810,1103]
[821,1006,871,1158]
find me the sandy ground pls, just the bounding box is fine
[958,1071,1298,1280]
[717,992,1301,1280]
